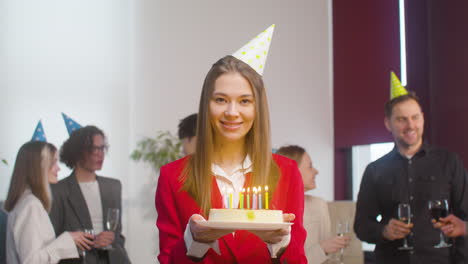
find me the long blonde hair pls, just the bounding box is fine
[181,55,280,215]
[4,141,56,212]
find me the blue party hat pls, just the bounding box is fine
[31,120,47,142]
[61,113,82,135]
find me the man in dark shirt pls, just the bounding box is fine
[354,84,468,263]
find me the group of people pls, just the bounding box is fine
[155,24,468,264]
[3,23,468,264]
[155,25,354,264]
[4,125,130,263]
[177,113,351,264]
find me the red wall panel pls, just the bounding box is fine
[427,1,468,167]
[333,0,400,199]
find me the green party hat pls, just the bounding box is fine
[390,71,409,99]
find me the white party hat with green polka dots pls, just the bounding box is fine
[232,24,275,76]
[390,71,408,99]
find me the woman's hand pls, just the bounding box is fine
[69,231,94,251]
[93,231,115,248]
[189,214,235,243]
[249,213,295,244]
[320,235,350,254]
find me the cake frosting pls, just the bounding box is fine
[208,209,283,223]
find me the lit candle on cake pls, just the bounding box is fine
[240,188,245,209]
[252,187,258,210]
[258,186,262,209]
[222,187,227,208]
[247,187,250,209]
[265,185,269,209]
[229,189,233,209]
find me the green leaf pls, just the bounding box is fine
[1,159,7,165]
[129,130,182,172]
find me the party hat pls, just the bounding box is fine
[31,120,47,142]
[61,112,82,135]
[232,24,275,76]
[390,71,408,99]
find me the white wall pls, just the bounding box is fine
[1,0,334,262]
[0,0,132,254]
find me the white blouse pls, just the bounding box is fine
[6,189,79,264]
[185,156,289,258]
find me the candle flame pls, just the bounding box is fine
[258,186,262,192]
[265,185,268,191]
[253,187,257,193]
[242,187,245,192]
[247,187,250,193]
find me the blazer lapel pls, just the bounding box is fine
[66,173,93,229]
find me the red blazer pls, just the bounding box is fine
[155,154,307,264]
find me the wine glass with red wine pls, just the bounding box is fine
[428,199,452,248]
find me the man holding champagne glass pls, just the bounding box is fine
[354,73,468,264]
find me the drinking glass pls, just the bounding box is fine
[104,208,120,250]
[80,229,95,264]
[428,199,452,248]
[397,203,413,250]
[335,220,349,264]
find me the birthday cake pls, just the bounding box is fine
[208,209,283,223]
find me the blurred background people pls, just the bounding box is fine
[5,141,93,264]
[178,113,197,156]
[277,145,350,264]
[49,126,130,264]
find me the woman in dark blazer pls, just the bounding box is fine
[49,126,130,264]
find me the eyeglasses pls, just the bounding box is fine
[89,145,109,154]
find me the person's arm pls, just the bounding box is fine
[14,199,78,264]
[317,201,349,261]
[354,164,387,244]
[275,160,307,263]
[156,164,207,264]
[448,154,468,263]
[435,214,467,238]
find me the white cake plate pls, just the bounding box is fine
[195,221,293,231]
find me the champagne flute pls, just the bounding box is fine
[428,199,452,248]
[397,203,413,250]
[336,220,349,264]
[104,208,120,250]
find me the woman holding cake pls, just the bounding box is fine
[276,145,350,264]
[155,25,307,263]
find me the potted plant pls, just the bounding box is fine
[130,131,182,172]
